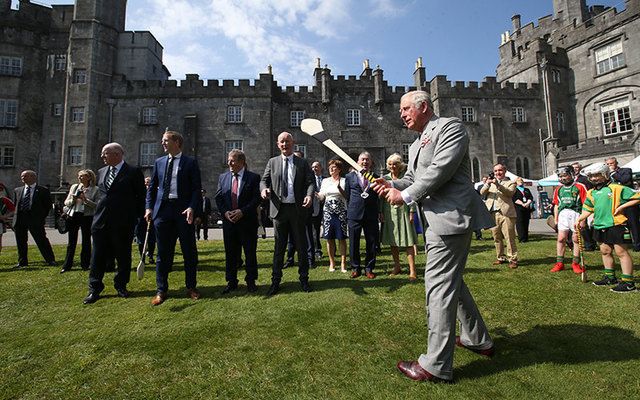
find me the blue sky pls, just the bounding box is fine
[29,0,624,86]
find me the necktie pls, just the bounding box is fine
[231,173,239,210]
[162,156,174,200]
[316,176,322,191]
[282,157,289,198]
[104,167,116,190]
[20,186,31,210]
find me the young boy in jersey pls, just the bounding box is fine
[551,166,588,273]
[575,162,640,293]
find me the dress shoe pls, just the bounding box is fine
[455,336,495,358]
[186,288,201,300]
[221,284,238,295]
[508,261,518,269]
[13,264,27,269]
[60,268,71,274]
[365,271,376,279]
[151,292,167,306]
[301,281,312,292]
[396,360,450,383]
[351,270,361,279]
[47,260,58,267]
[83,292,100,304]
[266,283,280,296]
[81,265,90,271]
[116,288,130,298]
[492,260,505,265]
[246,281,258,293]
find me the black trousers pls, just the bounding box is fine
[623,205,640,250]
[223,222,258,285]
[14,212,55,266]
[88,224,134,294]
[348,218,378,272]
[515,208,531,242]
[272,204,309,284]
[63,214,92,270]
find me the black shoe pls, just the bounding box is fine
[13,264,27,270]
[593,275,618,286]
[221,284,238,295]
[47,260,58,266]
[246,281,258,293]
[301,281,312,292]
[282,262,291,269]
[60,268,71,274]
[309,263,317,269]
[610,281,637,293]
[81,266,90,271]
[266,283,280,296]
[116,288,130,298]
[83,292,100,304]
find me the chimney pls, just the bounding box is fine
[373,65,384,105]
[511,14,521,31]
[413,57,426,89]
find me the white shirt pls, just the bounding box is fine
[167,152,181,199]
[22,183,36,205]
[231,168,245,197]
[282,155,295,204]
[108,160,125,185]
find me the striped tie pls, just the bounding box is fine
[20,186,31,210]
[104,166,116,190]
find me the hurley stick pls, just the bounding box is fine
[575,229,588,283]
[136,220,152,280]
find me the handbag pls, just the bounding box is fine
[56,206,71,234]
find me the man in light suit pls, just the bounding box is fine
[374,90,494,383]
[260,131,315,296]
[13,170,56,268]
[83,143,145,304]
[146,131,202,306]
[480,163,518,268]
[215,149,261,294]
[344,152,380,279]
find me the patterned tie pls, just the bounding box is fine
[162,156,174,200]
[316,176,322,191]
[20,186,31,210]
[104,167,116,191]
[282,157,289,198]
[231,173,239,210]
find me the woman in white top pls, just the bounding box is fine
[317,159,348,272]
[61,169,99,273]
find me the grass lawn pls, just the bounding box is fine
[1,234,639,399]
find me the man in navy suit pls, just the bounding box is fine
[215,149,261,294]
[344,152,380,279]
[145,131,202,306]
[260,132,315,296]
[607,156,640,251]
[83,143,145,304]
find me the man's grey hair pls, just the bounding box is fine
[228,149,246,163]
[402,90,433,110]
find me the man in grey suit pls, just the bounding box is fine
[260,132,315,296]
[374,90,495,383]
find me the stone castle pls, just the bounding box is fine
[0,0,638,195]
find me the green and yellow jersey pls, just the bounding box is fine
[582,183,640,229]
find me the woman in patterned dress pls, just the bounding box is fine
[317,159,348,272]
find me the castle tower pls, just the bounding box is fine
[553,0,588,24]
[60,0,127,185]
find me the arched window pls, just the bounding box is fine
[472,157,480,182]
[523,157,530,178]
[515,157,523,177]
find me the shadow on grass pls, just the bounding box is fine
[457,324,640,380]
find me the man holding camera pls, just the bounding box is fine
[480,163,518,268]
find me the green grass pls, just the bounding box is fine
[1,235,639,399]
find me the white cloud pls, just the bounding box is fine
[368,0,408,18]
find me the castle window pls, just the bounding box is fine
[0,146,15,167]
[551,69,561,83]
[71,107,85,123]
[512,107,526,123]
[595,40,625,75]
[0,99,18,128]
[523,157,530,178]
[227,106,242,123]
[516,157,523,177]
[0,56,22,76]
[139,142,156,167]
[346,109,361,126]
[294,144,307,158]
[72,69,87,84]
[225,140,243,155]
[461,106,475,122]
[141,107,158,125]
[556,111,565,132]
[52,103,63,117]
[402,143,411,164]
[54,55,66,71]
[601,98,632,136]
[290,110,305,127]
[68,146,83,165]
[472,157,480,182]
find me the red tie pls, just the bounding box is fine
[231,173,239,210]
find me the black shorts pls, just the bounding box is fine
[592,225,630,245]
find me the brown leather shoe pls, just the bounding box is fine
[365,271,376,279]
[508,261,518,269]
[396,360,451,383]
[492,260,505,265]
[351,270,361,279]
[151,292,167,306]
[186,288,201,300]
[455,336,495,358]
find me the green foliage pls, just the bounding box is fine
[1,236,639,399]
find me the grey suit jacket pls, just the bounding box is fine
[260,154,314,219]
[393,115,494,235]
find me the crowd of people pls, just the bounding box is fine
[3,90,638,383]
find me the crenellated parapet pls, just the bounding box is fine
[430,75,540,100]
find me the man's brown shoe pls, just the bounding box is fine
[151,292,167,306]
[508,261,518,269]
[365,271,376,279]
[396,361,451,383]
[186,288,201,300]
[455,336,495,358]
[492,260,505,265]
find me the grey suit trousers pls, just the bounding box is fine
[418,229,493,380]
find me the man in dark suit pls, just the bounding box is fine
[146,131,202,306]
[196,190,212,240]
[607,156,640,251]
[344,152,380,279]
[13,170,56,268]
[311,161,325,259]
[83,143,145,304]
[215,149,261,294]
[260,131,315,296]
